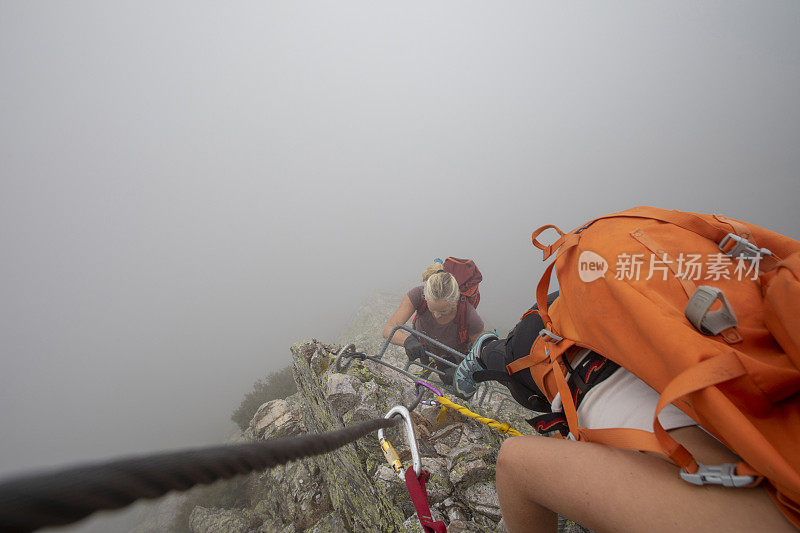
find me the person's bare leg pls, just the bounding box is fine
[496,430,795,533]
[495,447,558,533]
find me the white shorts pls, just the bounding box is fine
[553,349,697,432]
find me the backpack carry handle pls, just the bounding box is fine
[532,225,566,260]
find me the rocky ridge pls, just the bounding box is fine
[185,338,591,532]
[145,292,590,532]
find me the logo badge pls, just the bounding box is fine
[578,251,608,282]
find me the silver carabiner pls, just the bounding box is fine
[377,405,421,478]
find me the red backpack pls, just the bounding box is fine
[442,257,482,309]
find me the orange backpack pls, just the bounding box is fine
[508,206,800,526]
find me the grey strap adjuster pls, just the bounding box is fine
[539,329,563,343]
[685,286,738,335]
[680,463,756,488]
[719,233,772,262]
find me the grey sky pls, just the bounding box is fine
[1,1,799,528]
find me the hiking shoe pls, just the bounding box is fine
[453,332,498,399]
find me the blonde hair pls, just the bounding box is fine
[423,270,460,304]
[422,263,445,282]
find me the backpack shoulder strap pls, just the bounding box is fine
[413,301,427,328]
[411,289,427,329]
[455,299,470,352]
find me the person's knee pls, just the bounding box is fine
[497,436,531,478]
[496,437,521,497]
[498,436,558,488]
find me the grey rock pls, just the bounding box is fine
[325,372,361,417]
[373,464,414,517]
[558,515,594,533]
[434,442,452,456]
[188,316,525,533]
[189,506,248,533]
[448,445,496,488]
[358,379,380,404]
[292,340,407,531]
[368,359,413,389]
[310,343,334,375]
[296,341,321,363]
[374,464,402,484]
[257,521,296,533]
[254,521,271,533]
[401,509,447,533]
[308,512,348,533]
[448,519,484,533]
[130,492,188,532]
[429,424,463,449]
[419,457,451,504]
[414,403,464,428]
[249,398,305,440]
[463,482,502,521]
[403,515,425,533]
[247,459,331,530]
[450,458,492,485]
[445,505,469,523]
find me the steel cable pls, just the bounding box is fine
[0,417,400,532]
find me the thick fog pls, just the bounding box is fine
[1,1,799,530]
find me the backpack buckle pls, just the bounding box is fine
[539,329,563,343]
[680,463,756,488]
[719,233,772,263]
[685,286,738,335]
